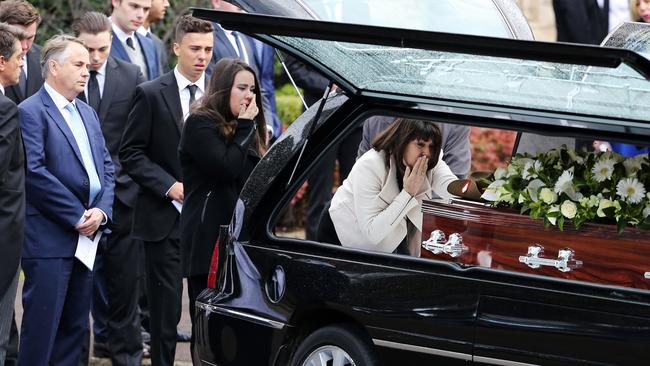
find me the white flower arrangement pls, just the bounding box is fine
[481,146,650,233]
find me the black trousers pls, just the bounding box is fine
[144,235,182,366]
[104,200,144,366]
[306,126,362,240]
[187,274,207,364]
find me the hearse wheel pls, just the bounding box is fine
[291,323,381,366]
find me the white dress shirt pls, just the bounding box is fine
[218,24,251,65]
[174,66,206,121]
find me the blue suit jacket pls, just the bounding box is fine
[207,24,258,76]
[19,87,114,258]
[253,41,281,137]
[110,31,160,81]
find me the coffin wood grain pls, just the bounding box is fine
[422,200,650,291]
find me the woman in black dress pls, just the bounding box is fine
[179,58,267,338]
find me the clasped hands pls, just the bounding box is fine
[403,156,429,197]
[76,208,105,237]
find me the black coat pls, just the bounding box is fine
[0,93,25,294]
[179,114,258,276]
[80,57,145,207]
[119,71,184,242]
[553,0,609,45]
[5,45,43,104]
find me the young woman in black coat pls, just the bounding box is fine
[179,58,267,334]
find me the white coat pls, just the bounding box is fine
[329,149,457,256]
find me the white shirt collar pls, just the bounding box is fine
[173,66,206,94]
[93,59,108,76]
[136,26,149,37]
[110,19,134,44]
[44,81,76,109]
[0,84,5,95]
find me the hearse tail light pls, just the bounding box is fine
[207,238,219,288]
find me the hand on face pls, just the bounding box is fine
[403,156,428,197]
[238,93,258,120]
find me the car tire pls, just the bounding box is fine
[290,323,381,366]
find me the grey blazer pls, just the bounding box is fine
[357,116,471,179]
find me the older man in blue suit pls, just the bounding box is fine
[18,35,114,365]
[110,0,160,80]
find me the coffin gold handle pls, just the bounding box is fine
[422,230,468,258]
[519,244,583,272]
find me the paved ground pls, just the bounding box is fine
[15,277,192,365]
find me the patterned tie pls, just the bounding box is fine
[18,67,26,98]
[64,103,102,203]
[87,70,101,113]
[187,84,197,110]
[231,31,246,62]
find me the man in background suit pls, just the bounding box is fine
[0,0,43,104]
[0,23,27,365]
[120,16,213,366]
[553,0,631,45]
[18,35,114,365]
[73,12,146,365]
[110,0,160,81]
[137,0,170,73]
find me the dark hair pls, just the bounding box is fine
[72,12,112,37]
[194,58,267,156]
[174,15,214,43]
[0,23,27,60]
[0,0,41,26]
[372,118,443,178]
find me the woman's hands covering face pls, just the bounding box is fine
[238,94,259,120]
[403,156,428,197]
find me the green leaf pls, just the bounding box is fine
[616,218,628,234]
[557,216,565,231]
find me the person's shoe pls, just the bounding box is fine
[177,329,191,342]
[92,341,111,358]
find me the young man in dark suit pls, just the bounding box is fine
[73,12,146,365]
[109,0,160,80]
[0,0,44,104]
[18,35,114,365]
[120,16,213,366]
[137,0,170,73]
[0,23,27,365]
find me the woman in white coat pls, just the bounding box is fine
[328,118,457,256]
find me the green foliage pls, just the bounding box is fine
[275,83,303,125]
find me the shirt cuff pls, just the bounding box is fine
[165,183,175,198]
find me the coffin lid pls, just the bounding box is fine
[193,9,650,126]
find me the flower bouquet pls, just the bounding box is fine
[481,146,650,233]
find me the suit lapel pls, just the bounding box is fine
[99,58,118,122]
[214,27,238,58]
[135,32,158,80]
[40,89,85,167]
[111,33,129,63]
[160,72,183,133]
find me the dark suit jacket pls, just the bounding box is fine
[553,0,608,45]
[285,55,330,107]
[5,45,43,104]
[110,31,161,81]
[80,57,145,207]
[119,71,183,242]
[19,87,114,258]
[149,32,170,73]
[207,24,258,76]
[0,93,25,294]
[179,115,258,276]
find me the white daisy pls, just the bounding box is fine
[616,177,646,204]
[555,168,583,201]
[591,158,616,182]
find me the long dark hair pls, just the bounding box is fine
[193,58,267,156]
[372,118,442,180]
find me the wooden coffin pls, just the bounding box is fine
[421,199,650,291]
